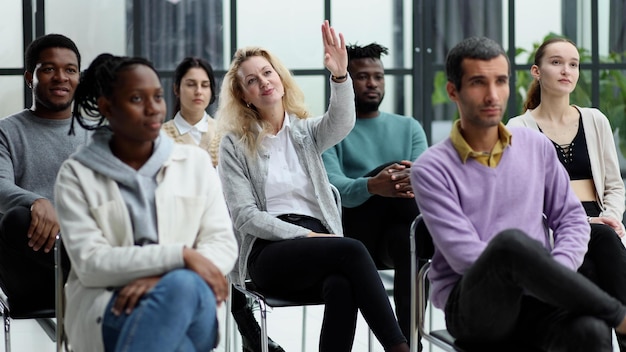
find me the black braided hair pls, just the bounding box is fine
[346,43,389,62]
[70,53,160,134]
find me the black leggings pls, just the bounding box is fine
[579,201,626,306]
[248,232,406,351]
[342,162,420,341]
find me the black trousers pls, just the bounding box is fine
[247,215,406,352]
[0,206,68,314]
[445,229,625,352]
[341,162,421,342]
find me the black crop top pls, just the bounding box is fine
[539,115,593,180]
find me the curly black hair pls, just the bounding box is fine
[346,43,389,62]
[25,34,81,72]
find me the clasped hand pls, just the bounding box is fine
[368,161,415,198]
[112,248,229,316]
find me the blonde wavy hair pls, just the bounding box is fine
[216,46,310,155]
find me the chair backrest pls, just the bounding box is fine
[412,214,435,260]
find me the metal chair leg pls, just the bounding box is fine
[301,306,307,352]
[410,218,419,352]
[258,298,269,352]
[224,297,232,352]
[4,311,10,352]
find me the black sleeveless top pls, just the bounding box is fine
[539,115,593,180]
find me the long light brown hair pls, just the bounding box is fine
[216,47,310,155]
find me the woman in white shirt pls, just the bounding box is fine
[217,21,409,352]
[162,57,218,165]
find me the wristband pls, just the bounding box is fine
[331,74,348,82]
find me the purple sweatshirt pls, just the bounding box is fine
[411,126,590,309]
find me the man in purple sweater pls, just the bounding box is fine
[411,36,626,351]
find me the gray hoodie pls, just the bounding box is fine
[72,127,173,245]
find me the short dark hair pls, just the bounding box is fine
[346,43,389,62]
[72,53,160,133]
[24,34,81,72]
[445,36,509,90]
[172,57,216,117]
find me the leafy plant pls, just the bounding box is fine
[434,33,626,154]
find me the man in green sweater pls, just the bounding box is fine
[322,43,428,349]
[0,34,89,313]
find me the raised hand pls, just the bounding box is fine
[321,20,347,78]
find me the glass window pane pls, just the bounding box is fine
[599,0,626,63]
[0,76,25,118]
[295,76,326,117]
[126,0,225,71]
[594,69,626,173]
[381,75,413,117]
[333,0,413,69]
[0,1,23,68]
[236,1,323,69]
[514,0,563,64]
[45,1,126,68]
[426,0,506,129]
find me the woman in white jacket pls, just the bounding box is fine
[507,37,626,351]
[54,53,237,352]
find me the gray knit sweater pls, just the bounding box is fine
[0,109,90,213]
[218,77,356,286]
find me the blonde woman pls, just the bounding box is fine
[217,21,409,352]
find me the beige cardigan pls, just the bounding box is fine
[54,144,237,352]
[162,113,219,166]
[507,106,625,221]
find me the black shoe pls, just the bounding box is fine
[232,304,286,352]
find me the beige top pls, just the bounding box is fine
[162,113,219,166]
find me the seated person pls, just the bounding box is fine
[217,21,409,352]
[162,55,284,352]
[412,36,626,351]
[162,56,218,163]
[322,42,428,346]
[54,53,237,352]
[0,33,89,313]
[507,37,626,351]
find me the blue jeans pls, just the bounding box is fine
[102,269,218,352]
[445,230,626,352]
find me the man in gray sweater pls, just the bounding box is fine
[0,34,89,313]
